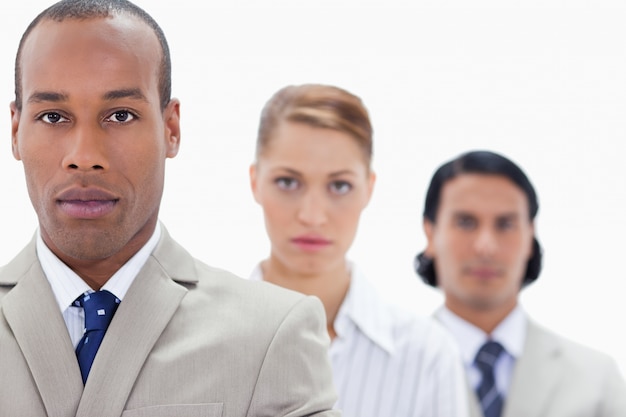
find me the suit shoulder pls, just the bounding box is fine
[190,258,323,317]
[0,240,38,287]
[150,233,324,324]
[529,321,620,373]
[0,241,39,300]
[559,334,618,370]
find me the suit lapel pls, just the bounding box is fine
[2,244,84,417]
[504,320,563,417]
[75,230,191,417]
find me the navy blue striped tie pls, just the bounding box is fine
[74,290,120,384]
[474,341,504,417]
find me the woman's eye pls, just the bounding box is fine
[106,110,135,123]
[275,177,299,191]
[40,112,68,124]
[329,181,352,195]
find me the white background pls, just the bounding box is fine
[1,0,625,376]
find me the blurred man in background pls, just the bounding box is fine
[415,150,626,417]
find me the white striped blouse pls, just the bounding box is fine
[250,263,469,417]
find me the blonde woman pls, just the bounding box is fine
[249,84,468,417]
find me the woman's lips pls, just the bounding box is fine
[291,236,332,252]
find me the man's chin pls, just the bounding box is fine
[49,232,124,262]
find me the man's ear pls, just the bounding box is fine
[526,221,536,260]
[163,99,181,158]
[423,219,436,258]
[10,101,21,161]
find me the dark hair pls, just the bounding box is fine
[14,0,171,111]
[415,150,543,287]
[256,84,373,166]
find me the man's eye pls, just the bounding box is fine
[106,110,135,123]
[456,217,476,229]
[496,218,515,230]
[40,112,68,124]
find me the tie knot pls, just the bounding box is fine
[74,290,120,332]
[474,340,504,370]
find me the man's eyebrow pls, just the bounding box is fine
[497,212,520,219]
[26,89,148,104]
[27,91,68,104]
[102,88,147,102]
[452,210,474,217]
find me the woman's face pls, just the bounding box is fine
[251,121,375,276]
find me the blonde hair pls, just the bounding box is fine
[256,84,373,165]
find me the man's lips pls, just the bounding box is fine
[57,187,118,201]
[468,267,501,279]
[56,188,119,219]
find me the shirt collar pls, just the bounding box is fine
[437,304,527,366]
[37,223,162,313]
[335,263,396,354]
[491,305,526,358]
[250,262,396,354]
[248,264,263,282]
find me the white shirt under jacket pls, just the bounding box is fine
[436,305,527,398]
[250,262,469,417]
[37,224,161,348]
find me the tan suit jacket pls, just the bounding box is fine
[0,228,339,417]
[467,320,626,417]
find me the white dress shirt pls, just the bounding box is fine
[436,305,527,397]
[250,262,469,417]
[37,224,161,348]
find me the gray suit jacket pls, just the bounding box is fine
[467,320,626,417]
[0,228,339,417]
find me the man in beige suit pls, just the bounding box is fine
[0,1,339,416]
[415,150,626,417]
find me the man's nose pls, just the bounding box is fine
[61,124,109,172]
[473,227,498,258]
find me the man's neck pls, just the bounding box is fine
[446,299,518,335]
[41,224,157,290]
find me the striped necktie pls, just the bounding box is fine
[74,290,120,384]
[474,340,505,417]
